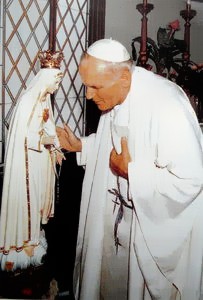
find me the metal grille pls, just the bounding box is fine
[54,0,89,134]
[0,1,3,166]
[0,0,89,163]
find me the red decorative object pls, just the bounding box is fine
[21,287,33,296]
[43,108,49,122]
[5,261,14,271]
[169,19,180,31]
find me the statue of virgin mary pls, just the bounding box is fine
[0,50,64,271]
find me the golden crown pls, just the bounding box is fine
[38,50,64,69]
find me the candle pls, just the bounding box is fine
[187,0,191,5]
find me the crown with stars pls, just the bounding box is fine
[38,50,64,69]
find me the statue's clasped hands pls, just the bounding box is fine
[41,134,66,165]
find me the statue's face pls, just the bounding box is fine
[47,71,63,94]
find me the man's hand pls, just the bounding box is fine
[110,137,131,179]
[56,124,82,152]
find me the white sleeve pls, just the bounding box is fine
[76,133,96,167]
[129,95,203,219]
[27,131,42,151]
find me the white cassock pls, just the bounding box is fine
[73,66,203,300]
[0,68,61,271]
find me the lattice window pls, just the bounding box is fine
[0,1,3,165]
[54,0,89,134]
[0,0,89,163]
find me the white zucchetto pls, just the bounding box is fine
[87,38,131,63]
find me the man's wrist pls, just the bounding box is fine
[76,139,82,152]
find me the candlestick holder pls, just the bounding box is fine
[136,1,154,67]
[136,3,154,15]
[180,4,196,62]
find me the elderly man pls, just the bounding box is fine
[57,39,203,300]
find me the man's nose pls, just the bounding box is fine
[86,87,95,99]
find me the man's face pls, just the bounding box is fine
[79,56,127,111]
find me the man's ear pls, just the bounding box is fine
[120,69,131,88]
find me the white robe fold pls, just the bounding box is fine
[74,66,203,300]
